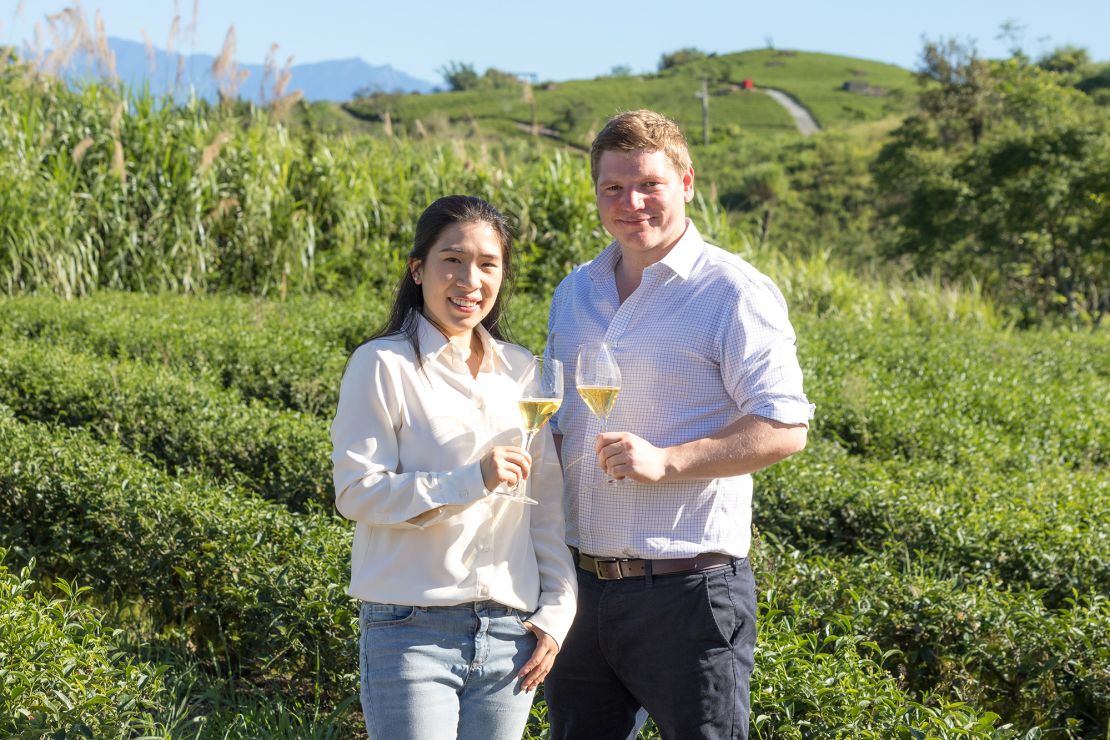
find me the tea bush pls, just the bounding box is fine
[750,601,1010,739]
[0,337,332,509]
[756,441,1110,603]
[0,277,1105,738]
[0,412,357,699]
[0,553,175,737]
[0,292,363,417]
[798,315,1110,469]
[0,291,552,417]
[760,542,1110,733]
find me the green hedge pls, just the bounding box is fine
[0,337,332,510]
[0,292,361,417]
[0,291,550,417]
[760,542,1110,735]
[800,316,1110,468]
[1,289,1106,735]
[750,600,1007,739]
[0,553,175,738]
[5,300,1100,469]
[0,412,1015,736]
[0,412,357,699]
[756,441,1110,604]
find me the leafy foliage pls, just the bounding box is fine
[0,338,333,509]
[761,543,1110,733]
[0,554,174,737]
[1038,45,1093,75]
[875,44,1110,324]
[2,291,1107,736]
[439,61,480,91]
[915,39,995,146]
[0,414,358,699]
[659,47,709,71]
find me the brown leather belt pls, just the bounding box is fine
[571,547,734,581]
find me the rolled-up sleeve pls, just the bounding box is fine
[331,345,489,526]
[721,276,815,426]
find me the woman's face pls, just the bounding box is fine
[411,220,505,339]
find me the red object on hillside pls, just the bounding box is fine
[741,78,754,90]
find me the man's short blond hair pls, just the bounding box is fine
[589,109,692,183]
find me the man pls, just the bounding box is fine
[544,109,813,739]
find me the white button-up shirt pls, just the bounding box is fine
[331,313,577,645]
[547,221,814,560]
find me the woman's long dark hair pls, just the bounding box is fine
[367,195,516,360]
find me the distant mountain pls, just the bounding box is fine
[50,36,437,102]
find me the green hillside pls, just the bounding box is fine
[343,49,919,148]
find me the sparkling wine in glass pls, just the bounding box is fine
[575,342,621,482]
[503,356,563,504]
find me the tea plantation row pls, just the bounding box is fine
[1,413,1012,737]
[0,292,1106,737]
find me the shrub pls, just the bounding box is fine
[0,337,332,510]
[756,442,1110,603]
[751,586,1011,738]
[760,543,1110,735]
[0,553,175,737]
[0,413,357,700]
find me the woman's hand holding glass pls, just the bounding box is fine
[481,445,531,491]
[490,356,563,504]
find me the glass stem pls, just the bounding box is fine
[518,430,535,495]
[600,415,616,484]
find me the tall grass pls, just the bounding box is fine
[0,62,610,298]
[1,58,1003,329]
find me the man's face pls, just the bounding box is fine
[595,148,694,264]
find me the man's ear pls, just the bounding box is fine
[683,166,696,203]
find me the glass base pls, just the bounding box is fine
[489,482,539,505]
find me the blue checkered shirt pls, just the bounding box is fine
[546,221,814,559]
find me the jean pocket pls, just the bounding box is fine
[361,602,417,628]
[701,572,740,648]
[504,609,539,638]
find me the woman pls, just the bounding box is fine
[331,195,576,739]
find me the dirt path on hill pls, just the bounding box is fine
[512,121,589,151]
[760,88,820,136]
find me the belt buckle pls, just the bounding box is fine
[593,557,624,580]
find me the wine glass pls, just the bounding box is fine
[498,356,563,505]
[575,342,621,483]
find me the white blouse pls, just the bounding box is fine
[331,313,577,646]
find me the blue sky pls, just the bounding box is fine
[5,0,1108,85]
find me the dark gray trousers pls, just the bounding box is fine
[547,557,757,740]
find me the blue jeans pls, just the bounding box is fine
[359,600,538,740]
[546,558,757,740]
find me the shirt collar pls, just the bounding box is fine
[587,219,701,284]
[654,219,700,280]
[586,240,622,285]
[412,311,512,373]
